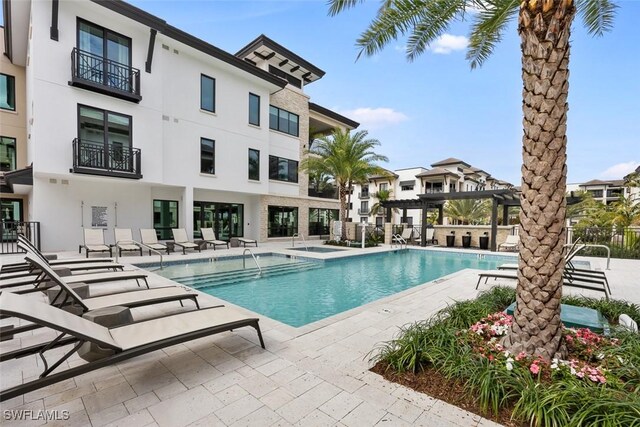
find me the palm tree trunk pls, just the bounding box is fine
[339,183,349,240]
[503,0,575,361]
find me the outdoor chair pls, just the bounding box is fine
[200,228,229,250]
[114,228,142,256]
[139,229,169,255]
[0,291,264,402]
[498,234,519,252]
[425,228,438,245]
[237,238,258,247]
[171,228,201,254]
[81,229,112,258]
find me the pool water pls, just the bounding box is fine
[162,250,511,327]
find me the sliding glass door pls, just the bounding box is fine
[193,202,244,240]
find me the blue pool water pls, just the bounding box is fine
[161,250,513,327]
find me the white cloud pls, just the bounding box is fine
[598,161,640,179]
[428,34,469,54]
[336,107,409,130]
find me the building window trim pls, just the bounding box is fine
[0,73,16,112]
[248,149,260,181]
[200,74,216,113]
[268,155,298,183]
[200,137,215,175]
[0,136,17,172]
[249,93,260,126]
[153,199,178,240]
[269,105,299,137]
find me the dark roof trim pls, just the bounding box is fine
[89,0,286,89]
[431,158,471,168]
[309,102,359,129]
[236,34,325,78]
[2,0,12,61]
[4,165,33,190]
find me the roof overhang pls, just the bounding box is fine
[2,166,33,193]
[309,103,359,130]
[2,0,30,65]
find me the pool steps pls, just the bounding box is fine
[170,261,322,288]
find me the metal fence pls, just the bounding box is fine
[568,226,640,258]
[1,221,41,254]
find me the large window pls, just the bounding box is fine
[78,105,132,170]
[269,156,298,183]
[249,149,260,181]
[0,74,16,111]
[201,74,216,113]
[193,202,244,240]
[77,20,132,92]
[153,200,178,240]
[249,93,260,126]
[200,138,215,174]
[268,206,298,237]
[309,208,339,236]
[0,137,17,172]
[269,106,299,137]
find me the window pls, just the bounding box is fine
[269,105,299,137]
[249,93,260,126]
[268,206,298,237]
[78,105,132,171]
[309,208,339,235]
[193,202,244,240]
[153,200,178,240]
[0,74,16,111]
[0,137,17,172]
[201,74,216,112]
[77,20,132,92]
[361,185,369,197]
[379,183,388,191]
[360,201,368,211]
[360,217,368,223]
[1,198,23,223]
[248,149,260,181]
[401,184,414,191]
[200,138,215,174]
[269,155,298,183]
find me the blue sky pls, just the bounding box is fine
[3,1,639,184]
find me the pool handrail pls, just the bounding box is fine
[291,233,308,251]
[563,242,610,270]
[242,248,262,275]
[391,234,407,249]
[115,239,163,270]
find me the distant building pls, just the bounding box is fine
[567,178,634,206]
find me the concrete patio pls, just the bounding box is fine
[1,243,638,427]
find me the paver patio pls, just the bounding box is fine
[2,242,638,426]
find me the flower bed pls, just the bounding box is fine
[371,287,640,426]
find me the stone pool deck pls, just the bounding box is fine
[1,243,638,427]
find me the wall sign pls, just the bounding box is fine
[91,206,108,228]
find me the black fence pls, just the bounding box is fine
[1,221,41,254]
[569,226,640,259]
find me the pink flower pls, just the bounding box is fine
[530,363,540,374]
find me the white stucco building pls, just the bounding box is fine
[2,0,358,251]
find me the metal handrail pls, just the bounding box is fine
[569,243,611,270]
[115,239,163,270]
[242,248,262,275]
[291,233,308,251]
[391,233,407,249]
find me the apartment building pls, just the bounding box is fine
[347,157,513,225]
[567,178,636,206]
[2,0,357,251]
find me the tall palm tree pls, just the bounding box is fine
[369,188,398,219]
[300,128,389,240]
[444,199,490,225]
[328,0,617,360]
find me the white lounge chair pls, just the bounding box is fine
[139,229,169,255]
[114,228,142,257]
[237,238,258,247]
[425,228,438,245]
[200,228,229,250]
[82,229,112,258]
[0,292,264,402]
[498,234,519,252]
[171,228,201,254]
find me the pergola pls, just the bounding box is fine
[381,190,581,251]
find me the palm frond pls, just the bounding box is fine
[576,0,618,37]
[466,0,519,69]
[327,0,365,17]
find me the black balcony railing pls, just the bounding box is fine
[70,48,141,102]
[1,221,40,254]
[72,138,142,179]
[359,192,370,199]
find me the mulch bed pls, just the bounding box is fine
[371,362,524,427]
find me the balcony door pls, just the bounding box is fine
[78,20,132,92]
[78,105,132,171]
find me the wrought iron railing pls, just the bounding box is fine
[1,221,41,254]
[359,192,370,199]
[357,208,370,215]
[72,138,141,177]
[568,226,640,259]
[71,48,140,97]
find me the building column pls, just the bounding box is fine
[502,205,509,226]
[490,198,499,252]
[402,208,407,223]
[437,205,444,225]
[421,206,427,247]
[182,186,194,239]
[385,207,391,223]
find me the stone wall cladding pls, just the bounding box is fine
[269,87,310,197]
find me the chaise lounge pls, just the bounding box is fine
[139,229,169,255]
[0,292,264,402]
[237,238,258,247]
[498,234,519,252]
[114,228,143,257]
[200,228,229,250]
[171,228,201,254]
[81,229,113,258]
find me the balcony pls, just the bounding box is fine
[358,192,370,199]
[70,48,141,103]
[606,190,623,198]
[72,139,142,179]
[358,208,370,215]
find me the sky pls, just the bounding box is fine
[3,0,639,184]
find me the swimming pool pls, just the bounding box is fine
[157,250,514,327]
[288,246,347,253]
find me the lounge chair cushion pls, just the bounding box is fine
[82,287,197,311]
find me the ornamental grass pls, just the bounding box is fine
[371,287,640,426]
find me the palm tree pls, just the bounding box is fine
[328,0,617,360]
[369,188,398,219]
[300,128,389,240]
[444,199,490,225]
[612,195,640,229]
